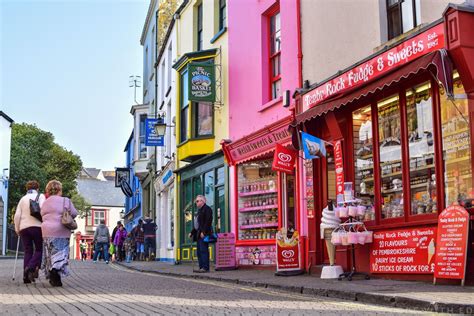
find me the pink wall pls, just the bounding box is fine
[228,0,300,141]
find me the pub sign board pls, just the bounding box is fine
[188,62,216,102]
[145,118,164,146]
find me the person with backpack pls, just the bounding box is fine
[142,214,157,261]
[14,180,46,284]
[93,220,110,264]
[131,219,144,261]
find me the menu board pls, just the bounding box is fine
[305,160,314,219]
[434,205,469,281]
[370,227,437,274]
[215,233,236,271]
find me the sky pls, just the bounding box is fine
[1,0,149,171]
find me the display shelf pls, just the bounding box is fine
[446,174,472,182]
[363,164,436,183]
[442,127,469,138]
[410,182,429,190]
[382,187,403,194]
[445,156,470,165]
[239,204,278,212]
[240,222,278,230]
[239,189,277,197]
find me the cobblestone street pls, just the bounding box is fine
[0,259,434,315]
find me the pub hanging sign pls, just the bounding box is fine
[188,62,216,102]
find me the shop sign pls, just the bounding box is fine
[434,205,469,282]
[162,170,173,185]
[188,62,215,102]
[302,23,444,112]
[334,141,344,203]
[272,143,297,174]
[304,160,315,219]
[370,227,437,274]
[229,125,291,162]
[276,230,301,271]
[145,118,164,146]
[215,233,237,270]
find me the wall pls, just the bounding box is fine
[228,0,299,141]
[0,117,12,255]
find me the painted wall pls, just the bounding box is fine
[228,0,299,141]
[0,115,12,255]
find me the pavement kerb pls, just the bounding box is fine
[115,262,474,314]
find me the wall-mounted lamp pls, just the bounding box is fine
[153,113,175,136]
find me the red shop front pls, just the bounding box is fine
[294,5,474,282]
[222,116,303,267]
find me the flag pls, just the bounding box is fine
[301,132,327,159]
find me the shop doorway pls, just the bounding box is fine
[281,173,296,235]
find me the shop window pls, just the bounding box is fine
[352,105,376,221]
[219,0,226,31]
[406,81,437,215]
[269,10,281,100]
[377,94,404,219]
[193,102,213,137]
[387,0,419,40]
[440,77,473,208]
[182,180,193,242]
[169,185,175,248]
[282,173,296,234]
[180,69,189,143]
[237,159,278,241]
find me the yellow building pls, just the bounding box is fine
[171,0,229,262]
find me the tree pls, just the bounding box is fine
[8,123,83,222]
[71,193,91,219]
[157,0,179,50]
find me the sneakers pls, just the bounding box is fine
[105,261,109,264]
[195,268,209,273]
[93,260,97,263]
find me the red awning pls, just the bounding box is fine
[296,49,453,124]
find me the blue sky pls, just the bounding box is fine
[1,0,148,170]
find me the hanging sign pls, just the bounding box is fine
[370,227,437,274]
[272,144,297,174]
[302,23,445,112]
[434,205,469,284]
[334,140,344,203]
[145,118,164,146]
[301,132,327,159]
[276,230,302,272]
[215,233,237,271]
[188,62,216,102]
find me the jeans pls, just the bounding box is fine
[126,251,132,263]
[197,238,210,271]
[19,227,42,271]
[93,242,109,262]
[144,237,155,258]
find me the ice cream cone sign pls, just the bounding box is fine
[428,238,435,264]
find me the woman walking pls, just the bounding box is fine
[14,180,46,284]
[40,180,77,287]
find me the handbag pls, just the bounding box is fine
[61,198,78,230]
[29,193,42,222]
[203,228,218,243]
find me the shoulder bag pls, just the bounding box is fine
[61,198,78,230]
[29,193,42,222]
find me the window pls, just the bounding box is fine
[167,44,172,89]
[194,102,213,137]
[93,210,105,226]
[151,27,155,79]
[219,0,226,30]
[180,70,189,143]
[169,185,175,248]
[269,11,281,99]
[377,94,404,219]
[144,46,149,87]
[197,3,203,51]
[139,114,147,159]
[440,77,473,208]
[387,0,419,40]
[86,213,93,227]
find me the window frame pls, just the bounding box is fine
[192,101,214,138]
[197,3,203,51]
[268,8,281,101]
[139,114,147,159]
[180,69,189,143]
[387,0,419,40]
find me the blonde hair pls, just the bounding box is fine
[45,180,62,196]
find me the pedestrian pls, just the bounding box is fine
[111,220,122,261]
[93,220,110,264]
[113,224,127,262]
[14,180,46,284]
[40,180,78,287]
[132,219,144,261]
[189,195,213,273]
[80,240,87,261]
[142,214,157,261]
[123,232,134,263]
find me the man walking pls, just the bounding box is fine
[132,219,145,261]
[189,195,213,273]
[93,220,110,264]
[142,214,157,261]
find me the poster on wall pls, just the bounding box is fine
[188,62,216,102]
[370,227,437,274]
[434,205,469,285]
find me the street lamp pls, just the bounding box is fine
[153,113,175,136]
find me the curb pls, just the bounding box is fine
[115,262,474,314]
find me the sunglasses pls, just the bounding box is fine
[195,200,203,203]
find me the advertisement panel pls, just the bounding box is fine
[145,118,164,146]
[272,144,297,174]
[188,63,216,102]
[276,230,301,272]
[215,233,237,271]
[334,141,344,203]
[434,205,469,281]
[370,227,437,274]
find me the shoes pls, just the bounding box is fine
[49,269,62,287]
[93,260,97,263]
[33,267,39,279]
[27,268,36,283]
[105,261,109,264]
[195,268,209,273]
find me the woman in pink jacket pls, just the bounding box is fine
[40,180,77,287]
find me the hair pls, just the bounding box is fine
[100,220,105,225]
[25,180,39,191]
[45,180,62,196]
[196,195,206,203]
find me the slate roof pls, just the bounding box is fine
[76,178,124,207]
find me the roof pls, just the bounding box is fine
[0,111,14,124]
[81,168,101,179]
[76,178,125,207]
[102,171,116,181]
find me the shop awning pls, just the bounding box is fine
[296,49,453,124]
